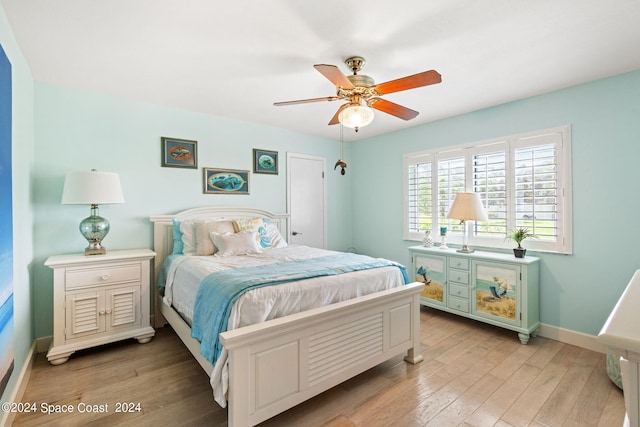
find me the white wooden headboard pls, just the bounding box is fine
[149,206,289,326]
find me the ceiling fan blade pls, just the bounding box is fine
[328,104,349,125]
[369,98,419,120]
[274,96,339,106]
[375,70,441,95]
[314,64,355,90]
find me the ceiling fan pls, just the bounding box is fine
[274,56,441,132]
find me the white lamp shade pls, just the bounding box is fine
[338,104,374,129]
[61,170,125,205]
[447,192,488,221]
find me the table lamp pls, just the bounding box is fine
[446,192,488,253]
[61,169,125,255]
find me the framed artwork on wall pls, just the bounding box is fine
[203,168,249,194]
[161,137,198,169]
[253,149,278,174]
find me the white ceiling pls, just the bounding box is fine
[3,0,640,141]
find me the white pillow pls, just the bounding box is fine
[194,220,235,255]
[179,220,198,255]
[265,223,288,248]
[210,231,263,257]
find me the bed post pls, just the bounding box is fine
[404,292,424,364]
[227,346,251,427]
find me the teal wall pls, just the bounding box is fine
[0,3,34,403]
[32,82,353,338]
[350,70,640,336]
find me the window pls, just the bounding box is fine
[404,126,572,254]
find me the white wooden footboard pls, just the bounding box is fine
[220,282,424,427]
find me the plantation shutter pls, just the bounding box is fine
[473,149,507,237]
[513,138,559,243]
[406,154,433,234]
[437,154,465,233]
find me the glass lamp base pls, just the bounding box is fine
[79,206,110,256]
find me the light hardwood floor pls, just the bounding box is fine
[12,308,626,426]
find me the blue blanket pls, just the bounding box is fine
[191,253,409,364]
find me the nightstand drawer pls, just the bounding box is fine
[448,295,469,313]
[66,264,141,289]
[448,269,469,285]
[449,283,469,299]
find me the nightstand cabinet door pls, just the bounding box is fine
[45,249,156,365]
[65,290,105,339]
[65,284,142,341]
[108,286,141,329]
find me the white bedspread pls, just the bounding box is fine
[162,245,405,407]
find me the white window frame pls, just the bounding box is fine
[403,125,572,254]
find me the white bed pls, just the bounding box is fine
[150,206,424,427]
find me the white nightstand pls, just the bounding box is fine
[45,249,156,365]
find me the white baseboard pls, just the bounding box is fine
[1,341,36,427]
[538,323,607,353]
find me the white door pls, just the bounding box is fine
[287,153,326,248]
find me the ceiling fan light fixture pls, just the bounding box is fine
[338,104,374,131]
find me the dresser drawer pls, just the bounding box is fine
[448,295,469,313]
[449,257,469,270]
[66,264,141,289]
[448,269,469,285]
[449,283,469,299]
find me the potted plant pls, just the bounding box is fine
[508,227,534,258]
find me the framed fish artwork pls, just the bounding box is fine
[253,149,278,174]
[161,137,198,169]
[203,168,249,194]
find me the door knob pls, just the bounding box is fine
[292,231,303,236]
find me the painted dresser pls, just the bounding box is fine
[409,246,540,344]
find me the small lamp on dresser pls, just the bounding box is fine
[447,192,488,253]
[61,169,125,255]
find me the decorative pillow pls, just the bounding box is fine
[179,220,198,255]
[232,217,264,233]
[210,231,262,257]
[233,217,277,250]
[171,219,184,254]
[233,217,290,250]
[265,223,288,248]
[194,220,235,256]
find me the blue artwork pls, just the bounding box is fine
[0,43,14,397]
[204,168,249,194]
[253,149,278,174]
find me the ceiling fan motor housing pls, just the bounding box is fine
[346,74,375,88]
[339,75,378,101]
